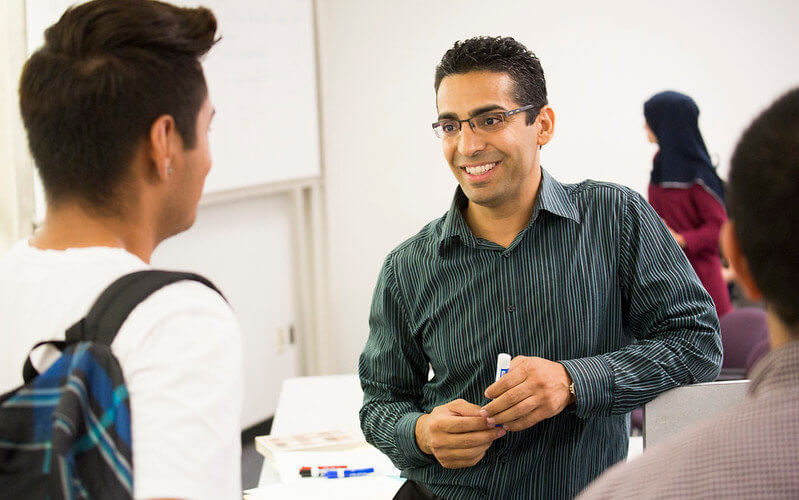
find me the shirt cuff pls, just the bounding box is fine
[559,356,615,418]
[394,412,436,468]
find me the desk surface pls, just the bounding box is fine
[253,375,402,498]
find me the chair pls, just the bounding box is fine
[631,307,767,435]
[718,307,769,380]
[631,408,643,434]
[642,380,750,448]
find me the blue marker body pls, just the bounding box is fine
[324,467,375,479]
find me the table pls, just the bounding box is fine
[250,375,404,498]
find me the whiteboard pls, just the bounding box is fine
[25,0,320,219]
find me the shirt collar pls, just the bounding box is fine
[438,186,474,250]
[438,168,581,252]
[747,339,799,398]
[536,168,581,224]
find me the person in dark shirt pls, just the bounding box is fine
[359,36,722,499]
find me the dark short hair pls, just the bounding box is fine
[434,36,547,125]
[19,0,218,214]
[728,87,799,329]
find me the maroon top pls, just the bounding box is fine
[648,183,731,318]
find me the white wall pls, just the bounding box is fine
[4,0,797,420]
[315,0,799,373]
[0,1,19,253]
[152,195,300,428]
[0,0,34,252]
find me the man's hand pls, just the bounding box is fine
[415,399,506,469]
[481,356,575,432]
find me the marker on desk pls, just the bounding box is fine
[324,467,375,479]
[299,465,347,478]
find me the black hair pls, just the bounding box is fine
[728,87,799,328]
[434,36,547,125]
[19,0,218,214]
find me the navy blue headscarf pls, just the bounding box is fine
[644,90,725,204]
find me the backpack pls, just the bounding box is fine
[0,270,224,499]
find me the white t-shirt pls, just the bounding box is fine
[0,241,243,500]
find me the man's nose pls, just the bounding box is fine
[458,124,486,157]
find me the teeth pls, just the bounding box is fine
[465,162,498,175]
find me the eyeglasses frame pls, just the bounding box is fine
[431,104,538,139]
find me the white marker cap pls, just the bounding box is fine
[495,353,512,381]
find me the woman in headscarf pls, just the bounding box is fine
[644,90,732,318]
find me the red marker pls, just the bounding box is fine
[299,465,347,478]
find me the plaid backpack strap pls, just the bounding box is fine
[65,270,226,345]
[21,340,68,385]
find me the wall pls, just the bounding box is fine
[0,1,18,252]
[0,0,34,252]
[315,0,799,374]
[4,0,798,419]
[152,195,300,428]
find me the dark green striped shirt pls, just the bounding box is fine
[359,169,722,499]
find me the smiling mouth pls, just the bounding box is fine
[461,161,500,175]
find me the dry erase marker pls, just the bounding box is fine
[299,465,347,477]
[495,353,511,382]
[324,467,375,479]
[492,353,512,427]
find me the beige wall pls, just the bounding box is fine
[0,0,34,252]
[315,0,799,374]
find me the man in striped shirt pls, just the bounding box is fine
[579,88,799,499]
[359,36,722,499]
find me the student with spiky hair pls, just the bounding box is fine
[1,1,242,498]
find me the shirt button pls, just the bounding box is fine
[507,305,516,313]
[500,455,509,464]
[502,253,510,259]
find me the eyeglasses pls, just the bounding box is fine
[432,104,537,139]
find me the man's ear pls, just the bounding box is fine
[148,114,177,182]
[537,106,555,147]
[721,221,763,301]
